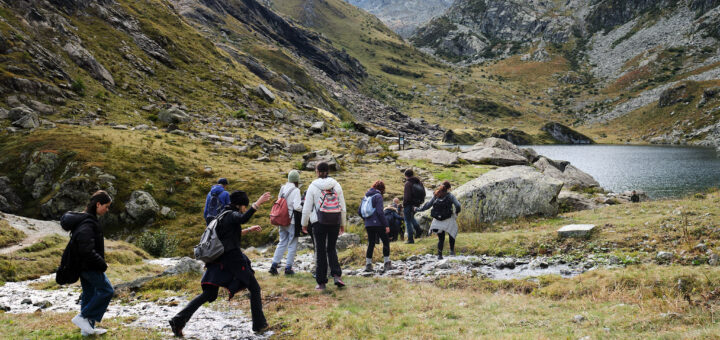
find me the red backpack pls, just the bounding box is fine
[270,187,298,226]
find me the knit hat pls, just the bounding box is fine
[218,178,229,185]
[229,190,249,207]
[288,170,300,183]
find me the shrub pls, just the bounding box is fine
[71,79,86,96]
[136,229,179,257]
[340,121,356,130]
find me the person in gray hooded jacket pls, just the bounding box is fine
[301,162,347,290]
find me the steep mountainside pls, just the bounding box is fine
[346,0,454,38]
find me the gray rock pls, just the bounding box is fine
[534,157,599,189]
[459,147,527,166]
[521,147,539,162]
[0,176,22,213]
[471,137,523,155]
[32,300,52,309]
[0,304,9,312]
[451,166,563,226]
[396,149,459,166]
[709,253,720,266]
[112,125,129,130]
[41,168,117,219]
[558,224,596,238]
[288,143,307,154]
[12,113,40,129]
[310,121,326,133]
[541,122,594,144]
[302,149,341,171]
[335,233,361,250]
[8,107,34,121]
[63,42,115,88]
[255,85,275,102]
[296,236,314,251]
[0,108,7,120]
[160,206,176,219]
[572,315,585,323]
[24,151,60,199]
[21,299,31,305]
[558,191,601,212]
[162,257,203,275]
[656,251,674,263]
[158,105,190,124]
[28,100,55,115]
[694,243,707,252]
[125,190,160,224]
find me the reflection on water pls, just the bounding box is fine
[526,145,720,198]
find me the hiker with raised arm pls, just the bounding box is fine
[301,162,347,290]
[359,180,393,273]
[416,181,461,260]
[58,190,114,336]
[402,169,425,243]
[170,190,272,336]
[203,178,230,225]
[269,170,303,276]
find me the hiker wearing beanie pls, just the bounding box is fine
[170,190,272,336]
[269,170,303,275]
[301,162,347,290]
[416,181,461,260]
[203,178,231,225]
[60,190,113,336]
[359,180,393,273]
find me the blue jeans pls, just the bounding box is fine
[79,271,114,323]
[272,224,298,268]
[403,206,419,242]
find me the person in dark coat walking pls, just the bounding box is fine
[61,190,114,336]
[170,190,272,337]
[359,181,393,273]
[402,169,424,243]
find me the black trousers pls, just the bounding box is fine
[437,231,455,253]
[173,279,266,330]
[365,227,390,259]
[312,223,342,284]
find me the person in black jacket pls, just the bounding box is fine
[60,190,113,336]
[170,190,272,337]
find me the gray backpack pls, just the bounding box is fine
[194,210,230,263]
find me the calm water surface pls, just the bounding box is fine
[526,145,720,199]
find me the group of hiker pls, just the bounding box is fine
[56,162,463,337]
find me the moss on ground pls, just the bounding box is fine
[0,220,24,248]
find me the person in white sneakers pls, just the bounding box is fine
[269,170,303,275]
[60,191,114,336]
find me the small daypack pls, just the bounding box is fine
[316,187,342,225]
[430,195,454,221]
[194,210,231,263]
[360,194,378,219]
[270,187,298,226]
[56,234,80,285]
[410,181,426,206]
[206,191,222,220]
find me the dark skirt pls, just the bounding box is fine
[200,249,255,298]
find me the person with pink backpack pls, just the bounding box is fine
[301,162,347,290]
[269,170,302,275]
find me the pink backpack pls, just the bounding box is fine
[270,187,297,226]
[316,188,342,225]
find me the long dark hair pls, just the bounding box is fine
[434,181,451,198]
[85,190,112,216]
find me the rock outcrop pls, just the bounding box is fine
[0,177,22,213]
[41,167,117,219]
[63,42,115,88]
[534,157,600,189]
[302,150,341,171]
[396,149,459,166]
[24,151,60,199]
[541,122,594,144]
[124,190,160,225]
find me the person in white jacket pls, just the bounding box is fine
[301,162,347,290]
[270,170,303,276]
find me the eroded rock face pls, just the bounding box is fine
[302,149,341,171]
[453,166,564,227]
[158,105,190,124]
[541,122,594,144]
[396,149,459,166]
[534,156,600,189]
[24,151,60,199]
[0,177,22,213]
[40,167,117,219]
[125,190,160,225]
[63,42,115,88]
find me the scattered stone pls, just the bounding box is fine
[28,100,55,115]
[694,243,707,252]
[660,312,682,319]
[558,224,596,238]
[709,253,720,266]
[160,206,176,219]
[21,299,31,305]
[335,233,361,250]
[125,190,160,224]
[256,156,270,162]
[310,121,326,133]
[302,150,341,171]
[0,304,9,312]
[32,300,52,309]
[158,105,190,124]
[288,143,307,154]
[162,257,203,275]
[656,251,675,263]
[572,315,586,323]
[112,125,129,130]
[255,84,275,102]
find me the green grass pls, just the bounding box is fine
[0,220,24,248]
[0,312,162,339]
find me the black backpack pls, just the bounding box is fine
[207,191,222,220]
[430,195,454,221]
[410,181,425,206]
[56,234,80,285]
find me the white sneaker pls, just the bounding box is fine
[72,314,94,334]
[92,327,107,335]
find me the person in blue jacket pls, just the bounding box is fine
[358,180,393,273]
[204,178,231,224]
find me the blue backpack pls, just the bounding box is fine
[206,192,222,220]
[360,194,378,219]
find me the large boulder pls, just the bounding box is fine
[541,122,594,144]
[255,84,275,103]
[63,42,115,88]
[453,166,564,227]
[40,167,117,219]
[125,190,160,225]
[534,157,599,189]
[24,151,60,199]
[335,233,361,250]
[302,149,341,171]
[0,177,22,213]
[9,107,39,129]
[558,191,602,212]
[459,147,527,166]
[158,105,190,124]
[310,121,326,134]
[396,149,458,166]
[469,137,523,155]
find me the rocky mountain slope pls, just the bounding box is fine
[345,0,454,38]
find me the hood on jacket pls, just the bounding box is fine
[365,187,381,197]
[384,206,397,212]
[60,212,96,232]
[210,184,226,196]
[406,177,421,184]
[311,177,338,191]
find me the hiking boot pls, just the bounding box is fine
[315,283,326,290]
[252,322,269,333]
[333,276,345,288]
[269,263,279,276]
[437,254,443,260]
[363,263,373,272]
[383,261,393,272]
[169,317,184,337]
[284,267,295,275]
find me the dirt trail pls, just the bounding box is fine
[0,212,65,254]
